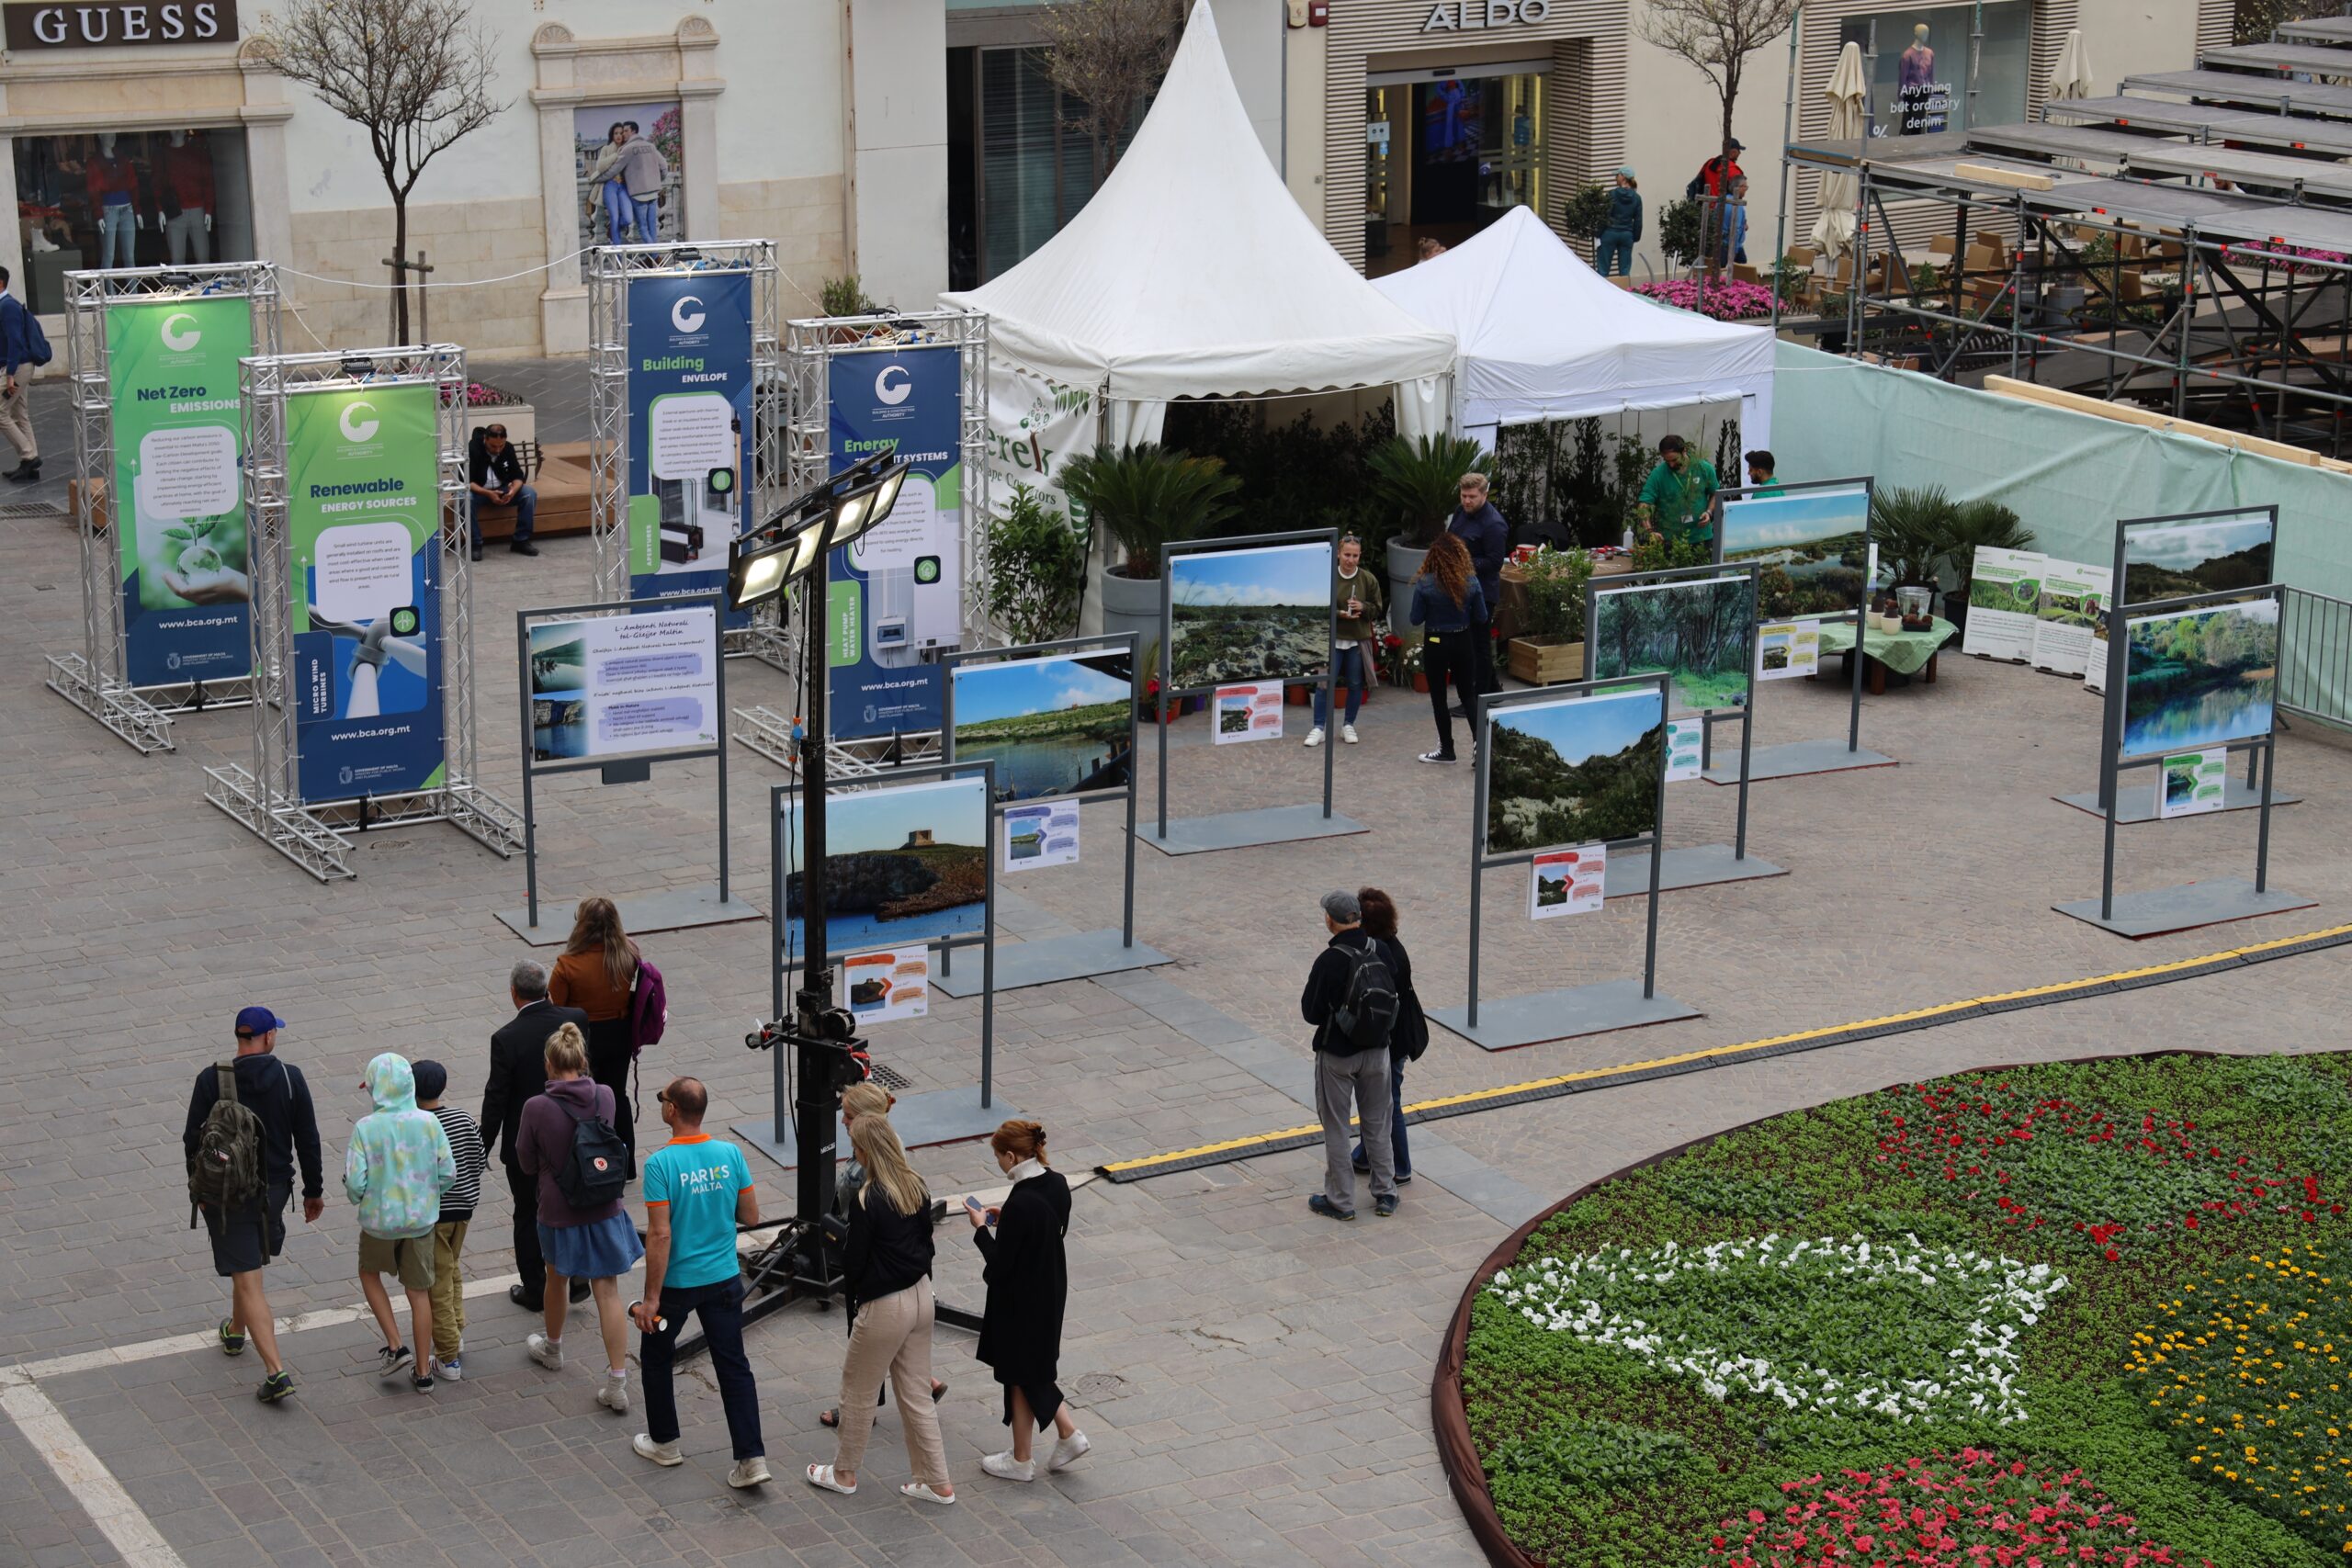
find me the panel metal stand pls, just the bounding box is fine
[47,263,278,751]
[204,345,523,880]
[2055,777,2297,823]
[1428,675,1702,1052]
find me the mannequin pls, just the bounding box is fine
[1897,23,1945,134]
[87,131,139,268]
[1899,23,1935,91]
[162,130,213,264]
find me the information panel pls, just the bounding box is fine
[528,605,718,762]
[625,271,753,614]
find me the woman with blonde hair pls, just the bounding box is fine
[817,1081,945,1428]
[805,1109,954,1505]
[514,1023,642,1412]
[970,1120,1089,1481]
[549,896,643,1175]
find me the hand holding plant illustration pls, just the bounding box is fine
[156,516,250,604]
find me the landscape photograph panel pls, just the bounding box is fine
[2122,598,2279,758]
[782,775,989,954]
[951,651,1133,801]
[529,622,590,695]
[2121,512,2275,605]
[1484,687,1666,856]
[1718,487,1871,621]
[1589,574,1752,714]
[1167,540,1333,692]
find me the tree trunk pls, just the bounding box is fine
[391,196,412,345]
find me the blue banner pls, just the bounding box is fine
[825,346,963,739]
[625,271,753,619]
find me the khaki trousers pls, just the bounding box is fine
[0,381,34,465]
[429,1219,469,1359]
[831,1278,947,1486]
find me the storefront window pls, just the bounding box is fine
[1364,70,1544,276]
[1839,1,2030,138]
[14,128,254,313]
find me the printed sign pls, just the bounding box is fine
[1663,718,1702,782]
[839,947,930,1023]
[1756,621,1819,680]
[2030,560,2112,679]
[528,605,718,762]
[624,271,753,615]
[1002,799,1080,871]
[1961,546,2047,662]
[2156,748,2230,818]
[1212,681,1285,743]
[1530,844,1605,919]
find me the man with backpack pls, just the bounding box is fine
[182,1006,324,1404]
[0,264,50,482]
[1298,890,1400,1220]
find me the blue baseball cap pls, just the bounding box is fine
[234,1006,287,1038]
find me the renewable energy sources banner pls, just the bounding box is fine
[110,297,253,685]
[284,382,445,804]
[826,345,964,739]
[625,270,753,613]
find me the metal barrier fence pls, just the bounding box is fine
[2281,586,2352,731]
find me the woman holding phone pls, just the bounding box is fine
[1308,534,1385,749]
[969,1120,1090,1481]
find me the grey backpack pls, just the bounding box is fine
[187,1063,266,1226]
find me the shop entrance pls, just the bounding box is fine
[1363,67,1544,276]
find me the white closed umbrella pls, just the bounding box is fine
[2049,28,2094,100]
[1811,42,1867,258]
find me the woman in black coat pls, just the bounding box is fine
[1349,886,1424,1185]
[969,1120,1091,1483]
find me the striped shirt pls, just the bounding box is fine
[428,1104,488,1221]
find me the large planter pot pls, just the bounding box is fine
[1387,538,1430,635]
[1507,637,1585,686]
[1099,565,1163,666]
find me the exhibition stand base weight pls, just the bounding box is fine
[1141,804,1368,855]
[1430,979,1702,1052]
[2055,779,2298,823]
[497,886,763,945]
[1704,739,1895,784]
[935,929,1170,996]
[1603,843,1787,897]
[737,1084,1020,1169]
[2052,879,2316,941]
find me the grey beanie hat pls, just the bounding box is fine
[1321,889,1362,924]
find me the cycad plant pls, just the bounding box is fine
[1869,484,1964,588]
[1056,444,1241,580]
[1366,434,1493,550]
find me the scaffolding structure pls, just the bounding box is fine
[46,262,279,752]
[205,345,522,881]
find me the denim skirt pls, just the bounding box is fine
[539,1212,644,1280]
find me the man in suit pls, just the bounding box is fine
[481,959,589,1309]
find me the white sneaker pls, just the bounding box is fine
[727,1457,773,1489]
[632,1434,684,1467]
[526,1333,563,1371]
[1303,727,1324,748]
[981,1450,1036,1483]
[1047,1430,1091,1472]
[1340,724,1359,744]
[597,1374,629,1414]
[435,1355,463,1382]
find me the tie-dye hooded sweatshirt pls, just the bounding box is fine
[344,1054,457,1241]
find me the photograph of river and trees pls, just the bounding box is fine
[782,775,988,954]
[2122,598,2279,757]
[1718,487,1871,621]
[1484,687,1665,856]
[950,651,1133,801]
[1166,541,1332,692]
[2121,512,2275,605]
[1589,574,1753,714]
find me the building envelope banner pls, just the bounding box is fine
[112,296,253,686]
[625,270,753,615]
[285,382,446,805]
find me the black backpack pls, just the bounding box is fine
[553,1094,628,1209]
[1331,941,1400,1054]
[187,1061,268,1226]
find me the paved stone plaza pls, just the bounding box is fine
[4,374,2348,1567]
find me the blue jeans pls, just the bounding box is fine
[1595,229,1633,276]
[632,191,661,243]
[1350,1047,1410,1179]
[1313,644,1367,728]
[601,180,633,245]
[639,1277,764,1460]
[470,484,536,547]
[99,202,136,268]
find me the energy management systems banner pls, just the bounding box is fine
[625,270,752,616]
[284,382,445,804]
[109,296,254,686]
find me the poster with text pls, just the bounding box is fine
[528,605,718,762]
[625,270,752,616]
[110,297,253,686]
[1213,681,1285,743]
[839,947,930,1023]
[2157,748,2230,818]
[781,774,989,957]
[1002,800,1080,871]
[285,383,444,804]
[1962,546,2047,661]
[1756,621,1820,680]
[2030,560,2111,679]
[827,346,962,739]
[1717,485,1871,621]
[1664,718,1702,782]
[1530,845,1605,919]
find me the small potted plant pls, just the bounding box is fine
[1505,545,1594,685]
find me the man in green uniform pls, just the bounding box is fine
[1635,434,1720,548]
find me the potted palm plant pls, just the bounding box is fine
[1366,434,1491,635]
[1505,545,1595,685]
[1057,444,1242,651]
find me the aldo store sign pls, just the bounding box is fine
[5,1,237,50]
[1421,0,1554,29]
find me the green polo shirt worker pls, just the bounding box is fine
[631,1077,769,1488]
[1635,434,1720,549]
[1744,449,1782,492]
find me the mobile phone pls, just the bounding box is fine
[964,1194,992,1221]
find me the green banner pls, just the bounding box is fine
[108,298,252,686]
[284,382,446,803]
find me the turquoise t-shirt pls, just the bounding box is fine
[643,1135,752,1290]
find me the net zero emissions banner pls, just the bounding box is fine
[625,270,753,615]
[825,345,962,739]
[110,297,253,686]
[285,383,444,805]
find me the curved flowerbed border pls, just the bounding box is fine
[1427,1049,2222,1568]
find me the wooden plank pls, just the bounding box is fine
[1954,162,2055,192]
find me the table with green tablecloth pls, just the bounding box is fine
[1815,615,1958,693]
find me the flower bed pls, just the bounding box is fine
[1444,1053,2352,1568]
[1630,279,1781,321]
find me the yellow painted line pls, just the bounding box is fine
[1102,921,2352,1177]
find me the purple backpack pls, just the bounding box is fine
[629,955,668,1055]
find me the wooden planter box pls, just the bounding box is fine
[1507,637,1585,686]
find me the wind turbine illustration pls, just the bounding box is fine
[307,605,424,719]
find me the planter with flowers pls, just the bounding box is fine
[1504,545,1593,686]
[1629,278,1781,322]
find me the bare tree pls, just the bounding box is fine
[255,0,507,344]
[1035,0,1187,182]
[1637,0,1802,152]
[2234,0,2343,42]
